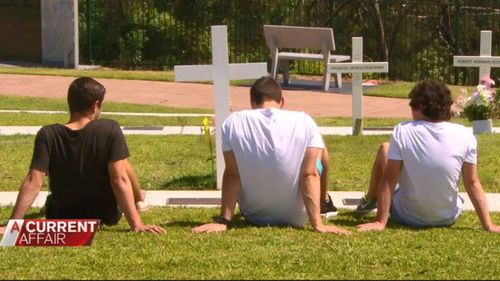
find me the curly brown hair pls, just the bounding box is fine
[408,80,453,121]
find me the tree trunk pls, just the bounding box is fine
[372,1,389,62]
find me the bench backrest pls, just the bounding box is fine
[263,25,336,52]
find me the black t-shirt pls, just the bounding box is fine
[30,119,130,223]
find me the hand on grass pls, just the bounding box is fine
[313,224,351,235]
[357,221,385,232]
[133,224,166,234]
[0,226,6,235]
[485,224,500,233]
[191,223,228,234]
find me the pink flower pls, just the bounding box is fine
[480,76,495,87]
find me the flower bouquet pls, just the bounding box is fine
[455,77,498,134]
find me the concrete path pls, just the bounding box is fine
[0,125,498,136]
[0,74,412,118]
[0,125,393,136]
[0,190,499,212]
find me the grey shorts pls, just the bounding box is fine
[389,188,463,228]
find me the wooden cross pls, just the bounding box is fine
[328,37,389,135]
[174,25,268,189]
[454,30,500,83]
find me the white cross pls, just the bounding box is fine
[328,37,389,135]
[174,25,268,189]
[454,30,500,83]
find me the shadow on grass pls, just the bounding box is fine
[99,227,131,233]
[165,214,253,229]
[162,174,216,190]
[25,209,45,219]
[337,210,469,231]
[333,211,412,230]
[165,214,311,231]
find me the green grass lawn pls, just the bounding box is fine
[0,67,174,82]
[1,134,498,193]
[363,81,477,99]
[315,116,500,127]
[2,94,499,127]
[0,94,498,192]
[4,112,500,127]
[0,207,499,279]
[0,112,210,127]
[0,94,212,113]
[0,94,214,126]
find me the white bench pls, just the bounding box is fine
[263,25,351,91]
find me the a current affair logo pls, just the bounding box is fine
[1,219,100,247]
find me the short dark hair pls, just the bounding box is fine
[250,76,282,105]
[67,77,106,113]
[408,80,453,121]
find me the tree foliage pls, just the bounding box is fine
[79,0,500,84]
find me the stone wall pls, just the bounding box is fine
[41,0,78,68]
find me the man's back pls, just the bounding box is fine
[222,108,324,226]
[31,119,129,223]
[389,120,477,226]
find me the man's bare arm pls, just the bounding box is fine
[125,160,144,202]
[462,162,500,233]
[0,169,44,235]
[300,148,350,235]
[192,151,241,233]
[10,169,45,220]
[357,159,402,232]
[108,159,165,234]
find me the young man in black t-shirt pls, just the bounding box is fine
[1,77,164,234]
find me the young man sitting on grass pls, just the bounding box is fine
[0,77,164,235]
[192,76,348,234]
[356,80,500,233]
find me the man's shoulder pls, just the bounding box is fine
[91,119,120,127]
[281,109,310,117]
[85,119,122,137]
[38,124,65,135]
[395,120,424,129]
[395,120,472,139]
[83,119,119,131]
[241,109,312,120]
[279,110,316,127]
[41,123,65,129]
[228,109,314,128]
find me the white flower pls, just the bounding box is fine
[454,76,497,120]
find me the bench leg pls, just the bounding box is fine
[335,73,342,88]
[271,57,279,80]
[322,66,331,91]
[282,60,290,86]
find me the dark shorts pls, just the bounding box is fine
[45,194,122,226]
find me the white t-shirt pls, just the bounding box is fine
[388,121,477,226]
[222,108,325,227]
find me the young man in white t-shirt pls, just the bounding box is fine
[192,76,349,234]
[356,80,500,233]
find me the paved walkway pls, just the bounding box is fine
[0,74,412,118]
[0,125,499,136]
[1,190,499,212]
[0,125,394,136]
